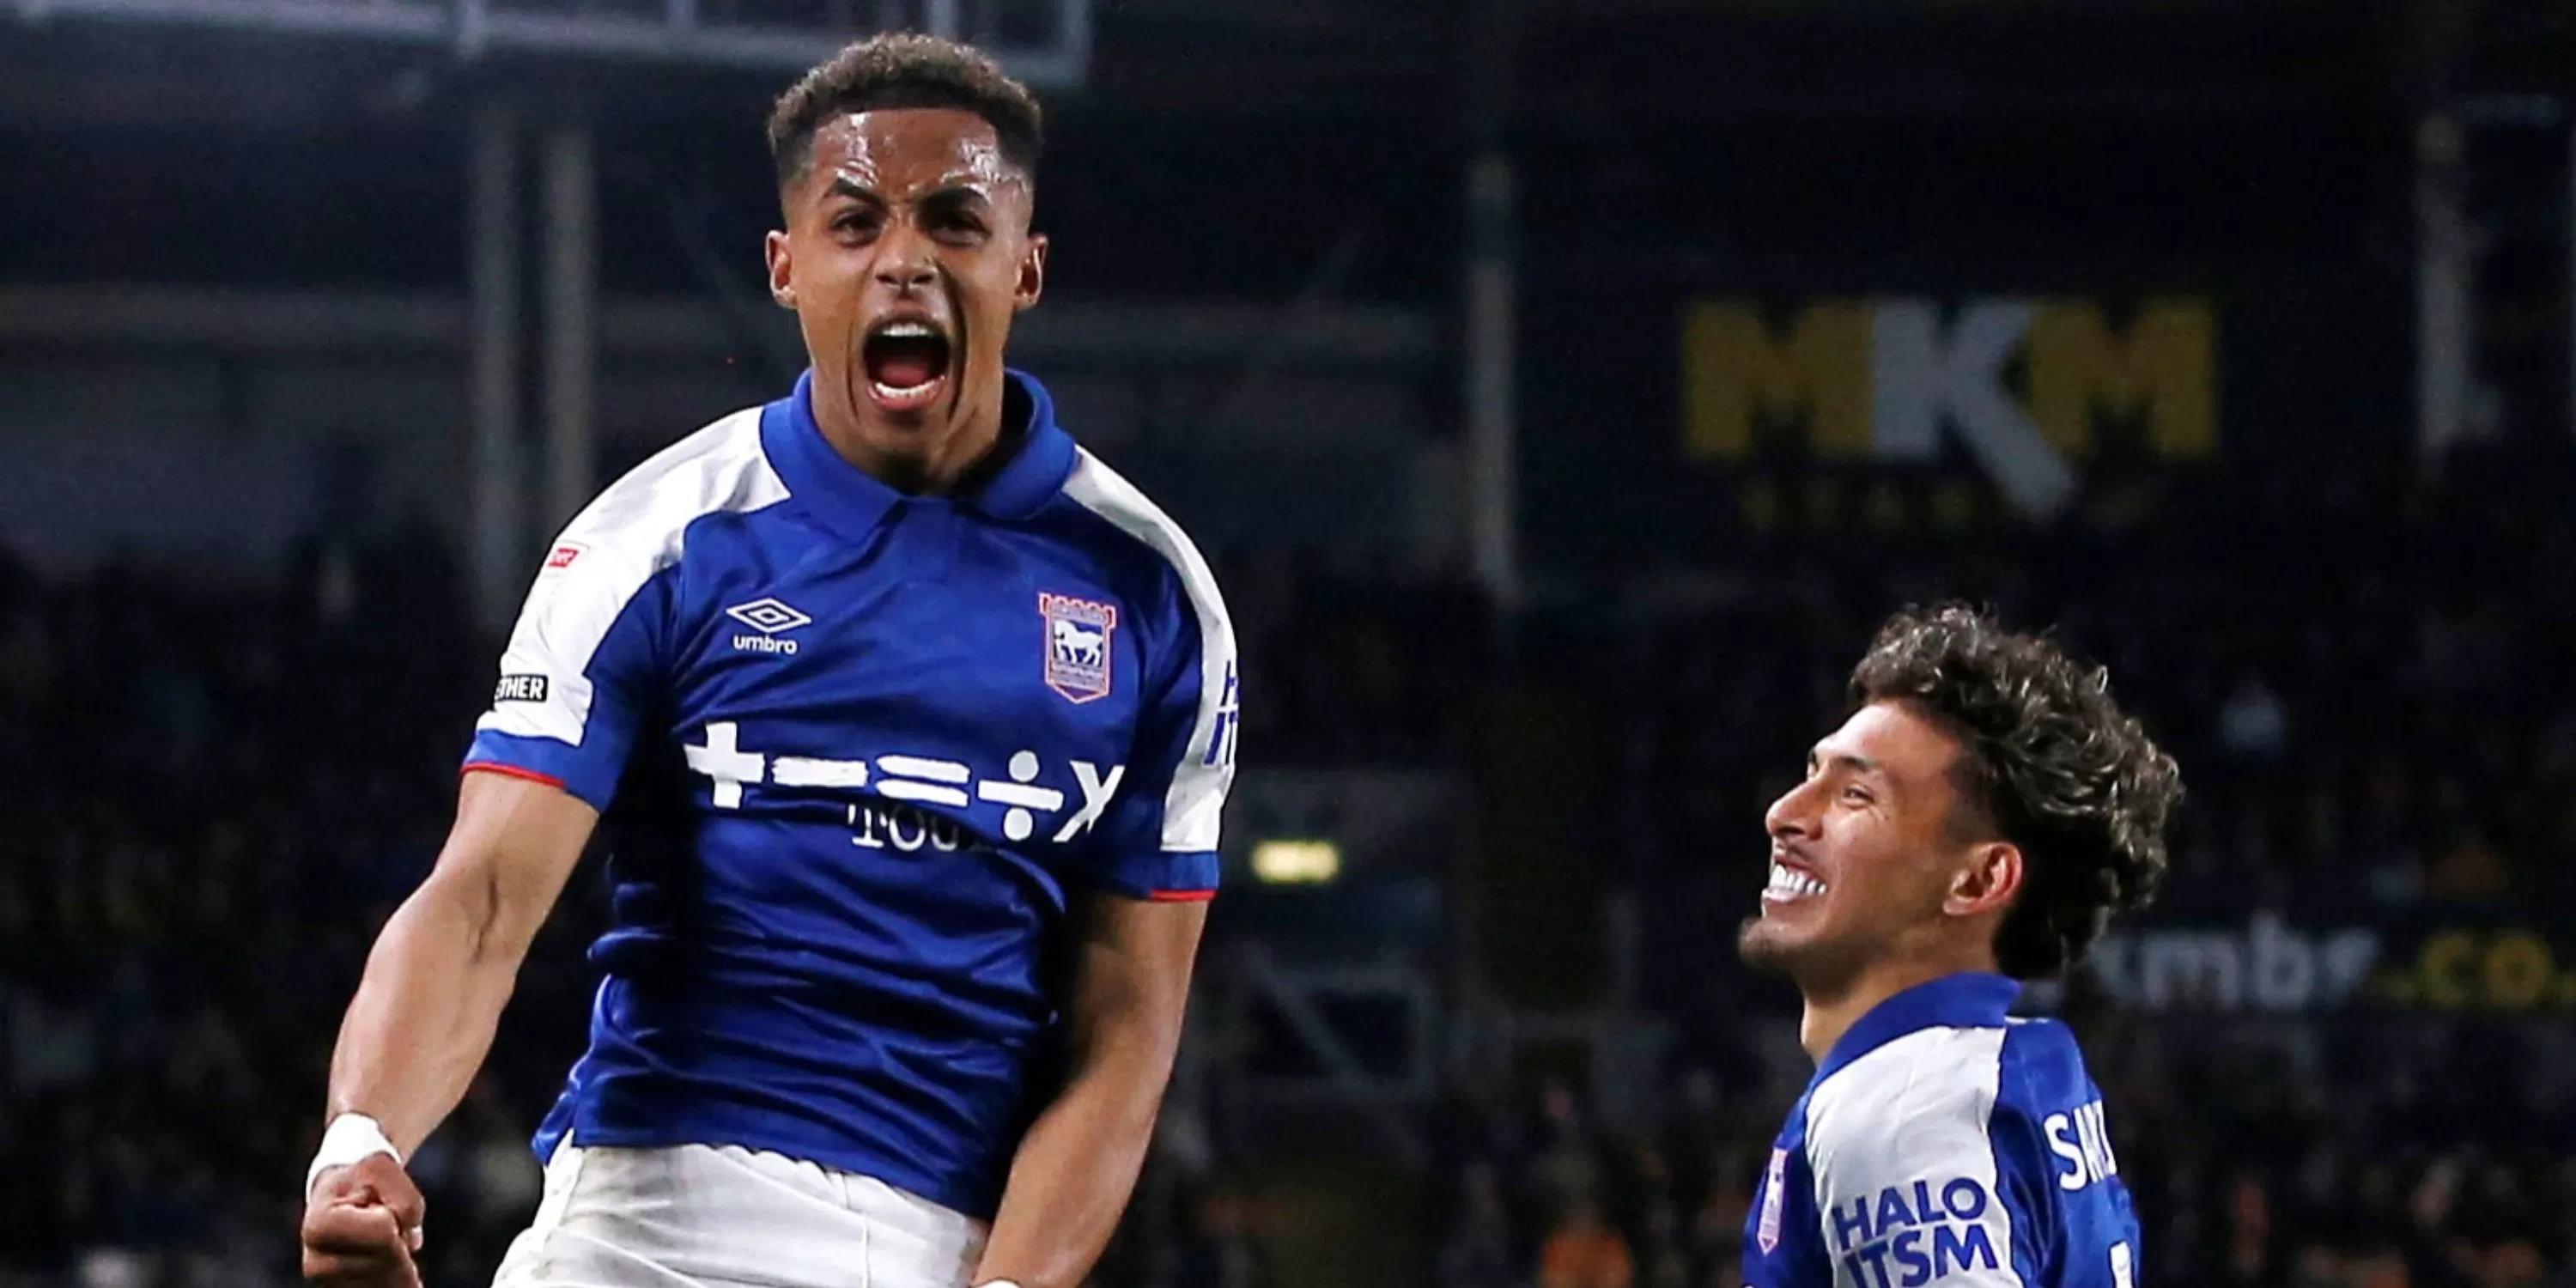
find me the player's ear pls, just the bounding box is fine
[1945,841,2021,918]
[765,229,797,310]
[1015,234,1048,313]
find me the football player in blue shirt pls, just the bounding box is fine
[300,33,1239,1288]
[1738,606,2182,1288]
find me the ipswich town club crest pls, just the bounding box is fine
[1757,1147,1787,1254]
[1040,592,1119,704]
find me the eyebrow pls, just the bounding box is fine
[826,176,886,208]
[825,177,993,209]
[1808,750,1887,781]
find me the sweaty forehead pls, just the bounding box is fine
[806,108,1020,197]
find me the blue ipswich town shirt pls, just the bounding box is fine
[462,369,1238,1219]
[1743,974,2142,1288]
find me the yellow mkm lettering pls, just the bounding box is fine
[2026,300,2217,459]
[1681,301,1872,459]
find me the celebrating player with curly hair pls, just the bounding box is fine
[1741,605,2181,1288]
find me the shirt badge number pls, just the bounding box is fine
[1040,592,1119,705]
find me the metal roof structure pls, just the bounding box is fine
[6,0,1088,79]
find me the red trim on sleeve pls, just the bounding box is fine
[1147,889,1218,903]
[461,762,568,790]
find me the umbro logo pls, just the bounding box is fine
[727,598,812,634]
[726,597,811,655]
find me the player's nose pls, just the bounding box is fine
[1764,782,1818,840]
[873,234,939,293]
[876,258,936,291]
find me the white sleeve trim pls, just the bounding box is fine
[1804,1027,2025,1288]
[1060,450,1238,853]
[475,407,787,747]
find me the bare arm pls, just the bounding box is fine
[325,768,598,1153]
[971,893,1210,1288]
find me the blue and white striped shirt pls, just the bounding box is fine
[1744,974,2142,1288]
[464,368,1236,1218]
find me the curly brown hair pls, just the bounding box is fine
[767,33,1045,192]
[1849,605,2183,980]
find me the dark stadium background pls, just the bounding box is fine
[6,2,2576,1285]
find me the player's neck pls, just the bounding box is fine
[811,373,1009,497]
[1798,949,1999,1064]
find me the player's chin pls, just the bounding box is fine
[1743,894,1843,960]
[841,391,953,459]
[1736,914,1808,974]
[854,410,940,447]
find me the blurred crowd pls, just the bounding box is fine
[0,534,599,1287]
[2,431,2573,1286]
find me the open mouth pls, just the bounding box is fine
[1763,860,1827,905]
[861,316,953,413]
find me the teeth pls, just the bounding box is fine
[872,377,944,402]
[878,320,938,340]
[1765,862,1825,900]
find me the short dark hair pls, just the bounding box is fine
[766,33,1045,191]
[1850,605,2182,981]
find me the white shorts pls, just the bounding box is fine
[490,1138,991,1288]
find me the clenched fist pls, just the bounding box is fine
[302,1153,427,1287]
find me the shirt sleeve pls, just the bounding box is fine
[1801,1035,2044,1288]
[1072,572,1238,902]
[461,536,671,811]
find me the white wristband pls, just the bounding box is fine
[306,1113,403,1200]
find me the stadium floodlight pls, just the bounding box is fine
[1251,839,1342,885]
